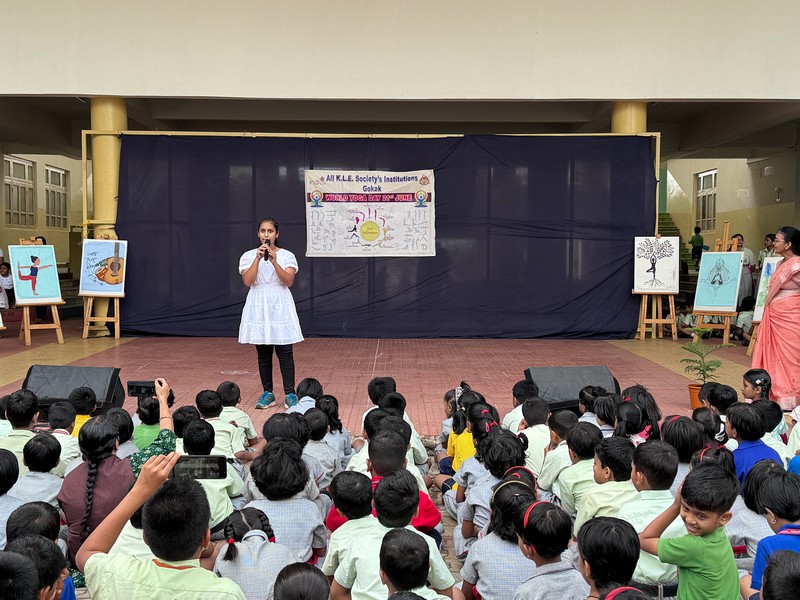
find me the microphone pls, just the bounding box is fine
[263,239,271,261]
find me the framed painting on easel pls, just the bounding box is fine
[633,237,680,293]
[79,240,128,297]
[7,245,62,305]
[694,251,744,312]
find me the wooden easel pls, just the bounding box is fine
[636,292,678,341]
[82,296,122,339]
[693,221,737,342]
[18,302,65,346]
[746,323,759,357]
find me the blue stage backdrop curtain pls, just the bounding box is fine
[117,134,656,338]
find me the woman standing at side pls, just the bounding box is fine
[239,217,303,409]
[752,226,800,410]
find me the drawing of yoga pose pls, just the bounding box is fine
[17,255,53,296]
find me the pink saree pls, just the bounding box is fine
[752,255,800,409]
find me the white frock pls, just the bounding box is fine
[238,248,304,345]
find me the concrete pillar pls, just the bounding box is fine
[89,97,127,336]
[611,101,647,134]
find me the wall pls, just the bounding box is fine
[2,1,800,101]
[665,153,797,252]
[0,150,88,264]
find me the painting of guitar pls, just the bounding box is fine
[79,239,128,297]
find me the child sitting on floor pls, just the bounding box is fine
[661,415,706,496]
[133,395,161,450]
[105,407,138,459]
[514,500,589,599]
[726,402,782,487]
[48,402,81,465]
[274,563,330,600]
[317,394,353,469]
[172,405,201,455]
[68,386,96,439]
[574,436,638,535]
[217,380,264,454]
[706,384,740,450]
[622,384,662,441]
[502,379,540,434]
[0,448,24,548]
[6,534,69,600]
[731,296,756,345]
[576,516,641,600]
[536,410,578,501]
[594,393,623,438]
[303,408,342,489]
[196,390,250,463]
[578,385,605,428]
[639,463,741,600]
[436,383,463,454]
[360,376,397,431]
[518,398,551,477]
[613,401,648,446]
[9,433,63,506]
[286,377,323,415]
[752,400,792,467]
[322,471,376,579]
[379,529,450,600]
[460,478,537,600]
[761,551,800,600]
[557,421,603,517]
[378,392,430,477]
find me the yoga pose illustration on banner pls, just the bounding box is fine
[17,255,54,296]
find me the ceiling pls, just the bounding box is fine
[1,96,798,162]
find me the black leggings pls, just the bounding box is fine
[255,344,295,394]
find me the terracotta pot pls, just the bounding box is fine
[688,383,703,410]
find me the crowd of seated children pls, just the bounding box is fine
[518,398,551,477]
[47,402,81,465]
[577,385,605,428]
[316,394,353,469]
[68,386,96,439]
[593,393,623,438]
[660,415,705,496]
[557,422,603,517]
[8,433,62,506]
[286,377,324,415]
[536,410,578,501]
[502,379,539,434]
[573,436,638,534]
[666,301,696,337]
[731,295,756,345]
[460,477,537,600]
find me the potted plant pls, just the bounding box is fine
[680,328,730,409]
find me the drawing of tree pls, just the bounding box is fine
[636,238,675,288]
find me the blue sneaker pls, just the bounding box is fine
[284,393,298,409]
[255,390,276,409]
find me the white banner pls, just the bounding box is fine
[305,169,435,257]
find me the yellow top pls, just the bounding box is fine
[446,430,475,473]
[71,413,92,437]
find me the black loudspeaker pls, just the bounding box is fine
[22,365,125,421]
[524,366,621,415]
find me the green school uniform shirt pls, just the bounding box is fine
[657,527,739,600]
[689,234,704,248]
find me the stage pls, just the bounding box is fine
[0,317,752,435]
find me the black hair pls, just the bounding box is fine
[613,402,646,439]
[216,381,241,406]
[173,405,202,438]
[472,416,501,457]
[521,398,549,427]
[330,471,373,520]
[6,534,67,592]
[726,402,766,441]
[380,528,429,591]
[742,460,800,521]
[77,415,122,541]
[765,233,777,242]
[691,407,722,445]
[368,377,397,405]
[195,389,223,418]
[698,382,720,403]
[379,415,412,448]
[547,410,578,440]
[388,593,426,600]
[368,431,407,476]
[567,422,604,460]
[364,408,390,440]
[373,469,419,528]
[595,437,635,481]
[681,463,739,513]
[707,384,738,415]
[503,465,537,488]
[577,517,639,592]
[0,551,38,600]
[739,296,756,312]
[514,501,571,558]
[297,377,323,401]
[22,433,60,473]
[222,507,274,562]
[6,390,38,428]
[512,379,539,403]
[183,420,215,455]
[594,394,624,427]
[480,428,527,478]
[661,416,705,462]
[752,399,783,432]
[143,476,211,561]
[0,449,20,496]
[763,550,800,600]
[452,389,485,436]
[487,479,536,542]
[0,261,9,269]
[0,395,8,420]
[47,401,76,430]
[68,386,96,415]
[622,384,662,426]
[632,440,679,490]
[467,401,500,427]
[262,412,310,448]
[137,395,161,425]
[304,408,329,441]
[316,394,343,433]
[378,392,407,414]
[259,216,280,233]
[443,382,471,424]
[105,407,134,444]
[777,226,800,256]
[579,386,606,412]
[690,445,736,474]
[273,562,330,600]
[6,502,60,543]
[743,369,772,401]
[34,235,47,244]
[694,226,702,234]
[251,438,308,500]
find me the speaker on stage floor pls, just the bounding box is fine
[524,366,620,415]
[22,365,125,421]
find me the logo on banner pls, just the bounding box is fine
[415,190,428,208]
[310,190,324,207]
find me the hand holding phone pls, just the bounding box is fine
[170,455,228,480]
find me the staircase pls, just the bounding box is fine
[656,213,696,302]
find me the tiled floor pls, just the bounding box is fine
[0,318,753,435]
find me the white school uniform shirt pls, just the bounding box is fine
[520,424,551,477]
[536,440,571,496]
[761,433,792,468]
[219,405,258,445]
[51,430,82,465]
[206,417,246,458]
[502,405,525,433]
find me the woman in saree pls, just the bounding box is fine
[752,226,800,409]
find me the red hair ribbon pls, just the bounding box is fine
[505,465,535,478]
[523,500,549,529]
[481,409,489,415]
[268,536,276,543]
[624,397,632,402]
[606,587,644,600]
[227,538,235,544]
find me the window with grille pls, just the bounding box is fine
[3,156,36,228]
[45,166,68,229]
[695,169,716,231]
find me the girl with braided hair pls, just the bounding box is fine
[211,508,296,600]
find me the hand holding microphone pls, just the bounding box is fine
[263,239,271,261]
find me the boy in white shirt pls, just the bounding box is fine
[360,376,397,432]
[557,422,603,517]
[502,379,539,433]
[537,410,578,501]
[380,528,450,600]
[195,390,250,462]
[47,402,81,465]
[216,381,265,454]
[517,398,551,477]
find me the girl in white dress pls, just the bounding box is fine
[239,217,304,409]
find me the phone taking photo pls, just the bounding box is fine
[169,455,227,480]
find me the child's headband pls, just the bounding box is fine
[605,587,644,600]
[522,500,550,529]
[490,479,534,505]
